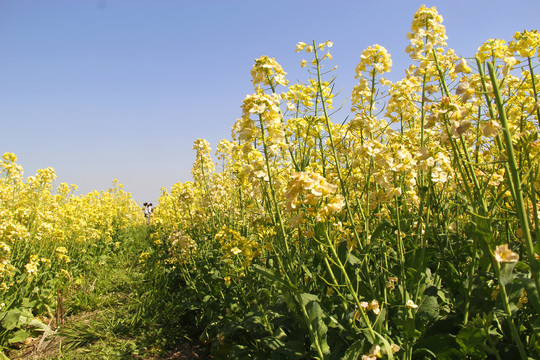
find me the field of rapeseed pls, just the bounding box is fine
[2,5,540,360]
[0,153,148,358]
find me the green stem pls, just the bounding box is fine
[257,114,290,256]
[265,72,301,171]
[322,228,376,341]
[488,62,540,295]
[312,41,363,250]
[496,263,528,360]
[475,57,517,200]
[526,57,540,129]
[257,110,328,359]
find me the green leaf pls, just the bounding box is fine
[499,262,517,286]
[416,295,439,325]
[298,293,318,307]
[297,293,330,356]
[347,253,361,266]
[414,334,460,360]
[456,325,487,358]
[372,330,395,360]
[273,326,287,341]
[534,317,540,340]
[1,309,22,331]
[412,348,437,359]
[372,306,387,333]
[29,318,50,333]
[258,336,285,351]
[253,265,296,292]
[521,277,540,313]
[342,339,364,360]
[0,350,10,360]
[8,329,29,344]
[21,297,37,309]
[371,221,392,242]
[273,340,305,359]
[304,296,330,356]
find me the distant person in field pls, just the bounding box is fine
[143,202,148,217]
[143,203,154,224]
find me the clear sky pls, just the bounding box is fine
[1,0,539,204]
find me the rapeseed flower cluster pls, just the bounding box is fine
[251,55,289,88]
[215,227,261,268]
[285,171,345,222]
[169,230,197,258]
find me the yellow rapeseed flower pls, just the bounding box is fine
[494,244,519,263]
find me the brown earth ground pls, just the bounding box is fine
[8,333,210,360]
[10,338,209,360]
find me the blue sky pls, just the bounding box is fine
[1,0,539,203]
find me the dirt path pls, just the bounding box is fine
[6,233,212,360]
[7,300,211,360]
